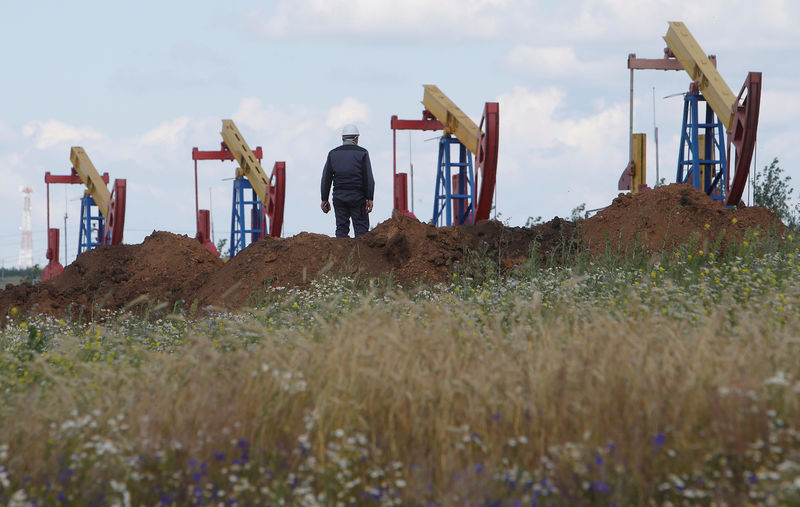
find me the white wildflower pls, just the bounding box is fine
[764,371,790,386]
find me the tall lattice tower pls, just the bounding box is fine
[18,186,34,269]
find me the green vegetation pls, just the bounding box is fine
[215,238,230,259]
[1,228,799,505]
[0,265,41,286]
[754,157,800,229]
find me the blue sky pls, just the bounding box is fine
[1,0,798,267]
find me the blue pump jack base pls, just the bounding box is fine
[433,135,476,227]
[78,195,105,255]
[676,89,728,201]
[230,177,267,258]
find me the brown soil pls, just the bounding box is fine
[581,184,785,253]
[191,215,572,308]
[0,184,787,319]
[1,232,223,319]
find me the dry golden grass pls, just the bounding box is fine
[2,287,799,504]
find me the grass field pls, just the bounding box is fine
[1,228,800,505]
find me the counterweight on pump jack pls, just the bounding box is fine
[42,147,127,281]
[192,120,286,257]
[620,21,761,206]
[390,85,499,227]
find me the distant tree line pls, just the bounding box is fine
[0,265,42,283]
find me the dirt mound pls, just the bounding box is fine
[0,232,222,318]
[195,213,565,307]
[0,184,788,319]
[0,215,565,318]
[582,184,785,253]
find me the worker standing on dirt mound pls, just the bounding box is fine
[320,124,375,238]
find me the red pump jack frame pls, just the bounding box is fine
[390,110,443,219]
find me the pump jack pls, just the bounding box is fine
[42,147,126,281]
[391,85,499,226]
[621,21,761,206]
[192,120,286,257]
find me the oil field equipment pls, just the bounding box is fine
[620,21,761,206]
[42,147,127,281]
[391,85,499,227]
[192,120,285,257]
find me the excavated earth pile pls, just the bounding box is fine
[0,232,223,319]
[192,214,571,308]
[581,184,785,253]
[0,184,787,318]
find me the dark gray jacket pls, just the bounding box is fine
[321,142,375,202]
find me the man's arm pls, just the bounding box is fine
[363,151,375,213]
[321,153,333,201]
[363,151,375,200]
[321,154,333,213]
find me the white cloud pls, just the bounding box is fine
[252,0,509,40]
[757,88,800,182]
[232,97,271,132]
[492,86,628,219]
[503,45,617,80]
[21,120,103,150]
[325,97,370,130]
[136,117,191,151]
[251,0,800,50]
[0,153,26,195]
[231,97,320,145]
[541,0,800,46]
[499,87,567,150]
[0,119,15,143]
[505,46,580,77]
[498,86,626,152]
[760,89,800,128]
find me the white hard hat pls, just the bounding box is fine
[341,124,359,137]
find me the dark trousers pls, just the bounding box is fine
[333,197,369,238]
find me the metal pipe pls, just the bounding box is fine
[392,128,397,210]
[64,211,68,264]
[410,162,415,215]
[409,131,414,215]
[629,68,634,164]
[46,182,50,232]
[209,187,214,244]
[194,159,199,233]
[653,87,660,185]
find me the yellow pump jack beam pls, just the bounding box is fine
[70,147,112,219]
[422,85,481,155]
[663,21,737,131]
[220,119,272,209]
